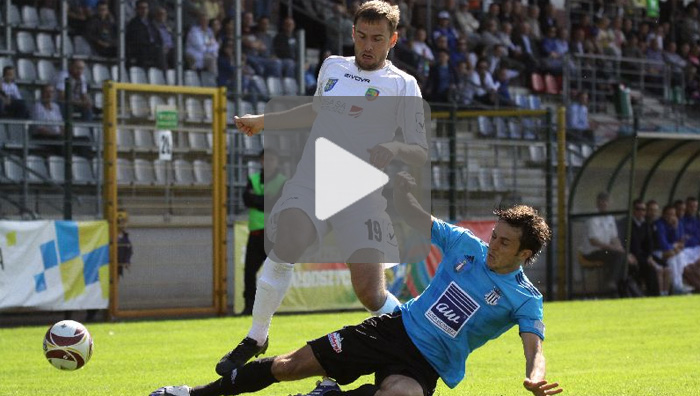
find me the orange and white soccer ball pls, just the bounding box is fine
[43,320,93,370]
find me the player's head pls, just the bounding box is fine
[352,0,399,71]
[686,196,698,215]
[488,205,551,271]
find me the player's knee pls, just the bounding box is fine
[354,283,385,311]
[376,375,423,396]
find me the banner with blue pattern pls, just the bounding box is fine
[0,220,109,311]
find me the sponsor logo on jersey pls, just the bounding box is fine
[328,332,344,353]
[365,87,380,100]
[349,105,363,118]
[425,281,479,338]
[324,78,339,92]
[484,287,502,305]
[344,73,370,83]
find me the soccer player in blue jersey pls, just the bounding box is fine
[151,172,562,396]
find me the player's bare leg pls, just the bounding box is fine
[216,208,317,376]
[347,248,400,315]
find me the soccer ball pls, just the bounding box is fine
[43,320,93,371]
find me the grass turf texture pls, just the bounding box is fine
[1,295,698,396]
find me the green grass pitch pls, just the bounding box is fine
[1,295,699,395]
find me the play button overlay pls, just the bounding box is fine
[262,96,432,264]
[315,137,389,221]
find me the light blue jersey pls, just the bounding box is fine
[400,219,545,388]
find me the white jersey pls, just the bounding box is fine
[286,56,427,213]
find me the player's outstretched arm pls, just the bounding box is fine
[234,103,316,136]
[521,332,563,395]
[393,171,432,230]
[368,141,427,169]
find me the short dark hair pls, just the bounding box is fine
[2,65,14,76]
[354,0,400,33]
[493,205,551,267]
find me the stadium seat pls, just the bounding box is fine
[250,75,269,97]
[36,33,56,56]
[581,144,593,159]
[129,66,148,84]
[26,155,49,184]
[83,65,93,86]
[148,67,166,85]
[5,124,26,148]
[477,168,494,191]
[8,5,20,26]
[514,94,529,108]
[37,59,56,83]
[242,135,263,154]
[55,35,73,56]
[112,65,128,83]
[203,98,213,122]
[21,6,39,28]
[72,156,95,184]
[166,69,176,85]
[0,123,7,146]
[494,117,508,139]
[508,119,522,139]
[93,92,103,110]
[47,155,65,183]
[3,155,23,182]
[282,77,299,95]
[185,98,204,122]
[173,159,195,185]
[477,116,494,137]
[530,73,545,93]
[200,71,216,87]
[73,36,93,56]
[266,76,283,96]
[116,158,135,184]
[116,128,134,150]
[492,168,507,192]
[184,70,201,86]
[256,101,266,113]
[0,58,14,71]
[187,131,209,151]
[133,129,156,151]
[239,100,254,116]
[528,145,546,165]
[133,158,156,184]
[193,160,212,184]
[129,94,149,118]
[73,126,92,140]
[17,58,38,83]
[153,159,170,185]
[544,74,559,95]
[39,7,58,29]
[16,31,37,55]
[431,165,444,190]
[148,95,165,119]
[92,63,111,87]
[528,95,542,110]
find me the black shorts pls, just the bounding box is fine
[308,311,439,396]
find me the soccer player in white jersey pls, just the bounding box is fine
[151,173,563,396]
[214,0,428,378]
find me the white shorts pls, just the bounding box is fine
[266,184,399,264]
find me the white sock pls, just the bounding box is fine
[247,257,294,345]
[370,292,400,316]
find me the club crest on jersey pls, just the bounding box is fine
[365,87,380,100]
[324,78,339,92]
[328,332,343,353]
[454,255,473,272]
[484,287,502,306]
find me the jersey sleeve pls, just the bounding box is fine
[513,298,545,340]
[397,78,428,149]
[431,218,464,253]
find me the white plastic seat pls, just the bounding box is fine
[153,159,170,185]
[148,95,165,119]
[26,155,49,183]
[3,155,23,182]
[73,126,92,140]
[203,98,213,122]
[17,59,37,83]
[250,75,269,97]
[266,76,283,96]
[17,31,36,54]
[478,168,494,191]
[47,155,65,183]
[112,65,128,82]
[173,159,195,185]
[282,77,298,95]
[37,60,56,83]
[21,6,39,28]
[184,70,201,86]
[240,100,254,116]
[40,7,58,29]
[494,117,508,139]
[477,116,493,137]
[256,101,267,114]
[187,131,209,151]
[116,158,135,184]
[36,33,56,56]
[129,94,149,118]
[166,69,176,85]
[508,120,522,139]
[200,71,216,87]
[93,92,103,110]
[116,128,134,150]
[148,67,166,85]
[133,129,156,150]
[185,98,204,122]
[73,36,93,56]
[8,5,21,26]
[73,156,95,184]
[129,66,148,84]
[92,63,111,87]
[193,160,212,184]
[55,35,73,56]
[133,158,156,184]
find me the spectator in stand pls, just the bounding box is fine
[513,21,541,74]
[153,6,176,69]
[622,34,644,80]
[55,59,92,121]
[241,11,282,77]
[595,17,619,57]
[425,50,456,103]
[653,204,691,294]
[647,24,665,51]
[646,38,665,94]
[217,43,260,100]
[479,18,502,49]
[621,18,635,42]
[664,41,688,84]
[688,43,700,67]
[482,2,500,26]
[273,17,299,79]
[539,2,558,33]
[454,60,474,104]
[325,2,354,56]
[618,199,652,295]
[494,66,516,107]
[186,12,219,74]
[451,38,475,69]
[396,0,413,27]
[641,200,663,295]
[687,66,700,103]
[511,0,525,25]
[433,11,460,52]
[210,18,223,47]
[525,5,542,41]
[67,0,90,35]
[203,0,225,21]
[499,0,514,25]
[567,91,593,142]
[256,17,292,77]
[681,5,700,45]
[0,66,29,119]
[467,58,499,106]
[455,0,480,38]
[126,0,166,70]
[579,191,629,296]
[498,22,518,55]
[541,26,571,75]
[86,1,117,58]
[681,197,700,267]
[31,84,64,139]
[488,44,524,79]
[254,0,273,19]
[610,17,626,57]
[412,28,435,64]
[220,17,234,46]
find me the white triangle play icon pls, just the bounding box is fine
[315,137,389,221]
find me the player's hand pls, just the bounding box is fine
[523,379,563,396]
[367,142,398,169]
[394,171,417,195]
[234,114,264,136]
